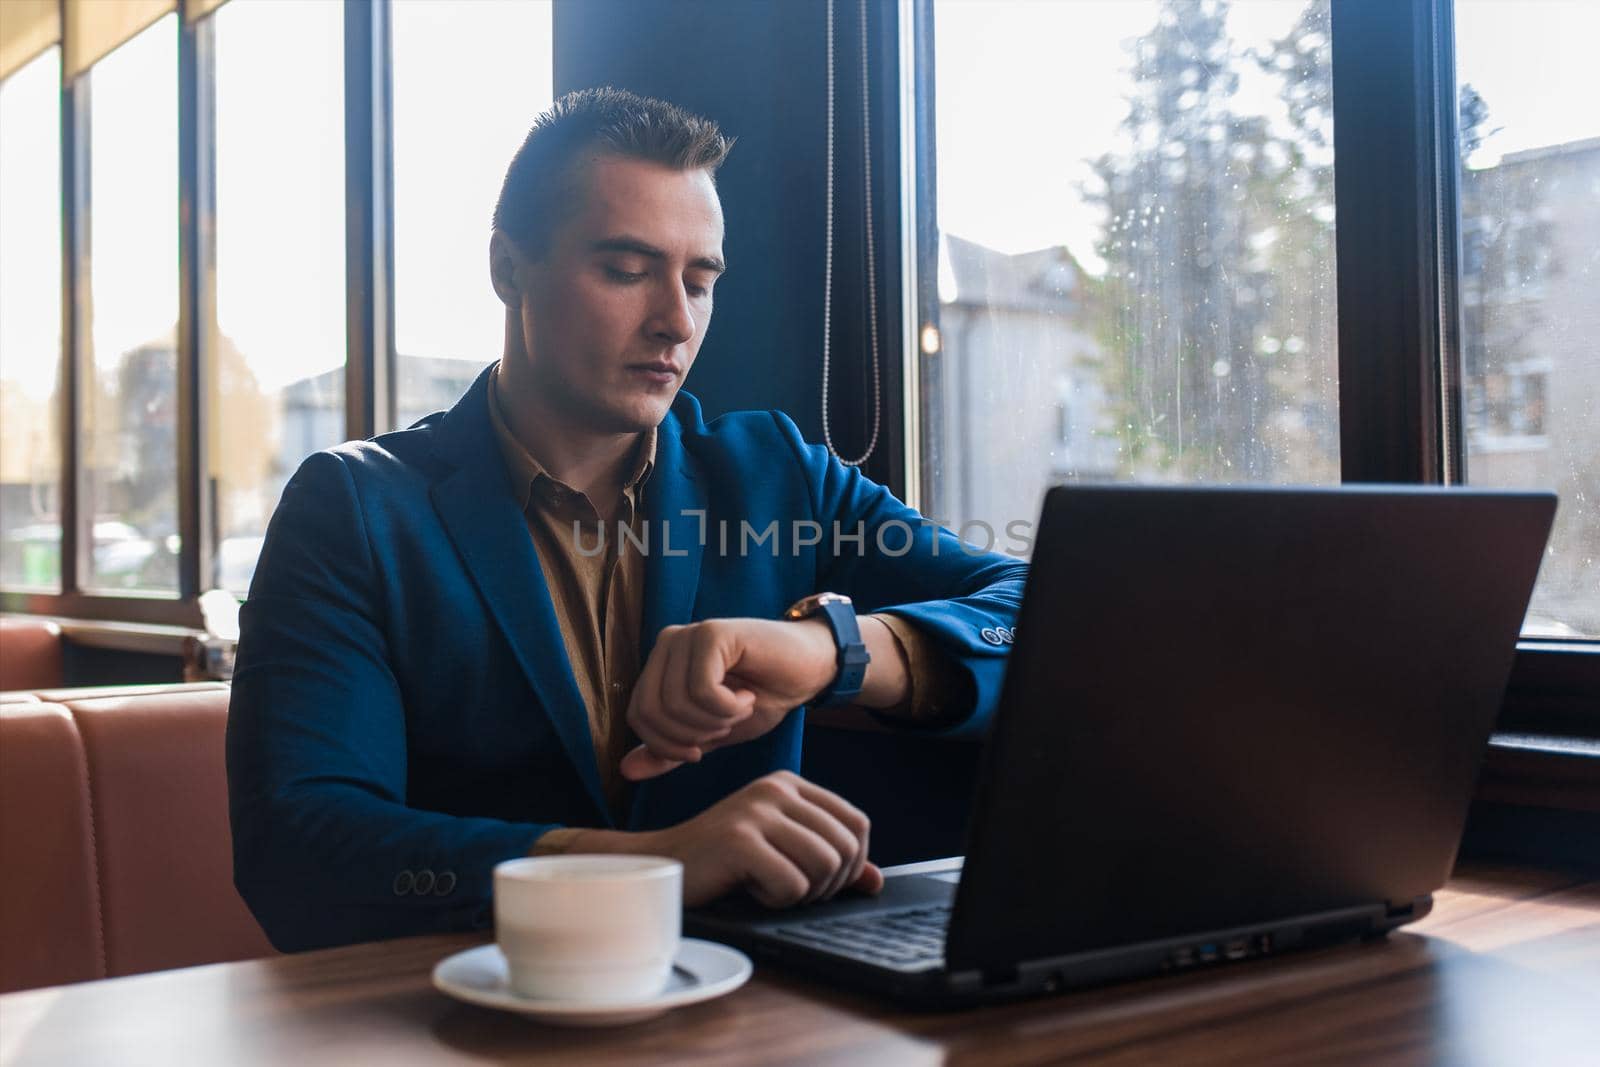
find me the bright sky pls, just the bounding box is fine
[2,0,1596,403]
[88,14,178,382]
[934,0,1600,269]
[214,0,346,392]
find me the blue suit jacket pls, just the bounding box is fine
[227,366,1027,951]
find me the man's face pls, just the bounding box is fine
[503,155,726,434]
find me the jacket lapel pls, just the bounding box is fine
[638,405,708,663]
[428,368,611,825]
[630,406,710,828]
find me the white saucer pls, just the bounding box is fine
[431,938,753,1027]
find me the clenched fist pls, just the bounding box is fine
[570,771,885,907]
[620,617,839,781]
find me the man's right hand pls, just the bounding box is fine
[567,771,885,908]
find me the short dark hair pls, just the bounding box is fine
[492,87,734,257]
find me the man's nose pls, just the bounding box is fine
[647,282,696,346]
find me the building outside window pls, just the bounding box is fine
[921,0,1340,543]
[1456,0,1600,638]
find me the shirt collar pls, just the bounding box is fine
[487,363,658,511]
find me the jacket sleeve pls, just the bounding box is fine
[771,413,1029,740]
[226,450,550,952]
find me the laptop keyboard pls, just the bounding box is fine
[770,904,951,970]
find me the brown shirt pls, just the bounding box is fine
[487,369,654,823]
[486,366,967,847]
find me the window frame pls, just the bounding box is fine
[0,0,393,627]
[896,0,1598,736]
[2,0,1595,742]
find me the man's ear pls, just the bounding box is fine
[489,231,522,308]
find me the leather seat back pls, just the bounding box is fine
[0,684,276,992]
[0,702,104,991]
[0,617,65,691]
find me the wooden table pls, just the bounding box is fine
[2,864,1597,1066]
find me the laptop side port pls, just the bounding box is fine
[1171,934,1270,970]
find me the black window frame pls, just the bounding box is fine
[0,0,396,628]
[891,0,1598,738]
[2,0,1594,743]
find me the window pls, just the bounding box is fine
[390,0,554,427]
[0,48,63,590]
[1456,0,1600,639]
[919,0,1339,540]
[208,0,346,595]
[0,0,1590,731]
[84,16,180,593]
[0,1,560,624]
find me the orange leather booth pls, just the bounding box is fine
[0,617,66,692]
[0,682,277,992]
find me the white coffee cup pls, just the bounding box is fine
[493,854,682,1002]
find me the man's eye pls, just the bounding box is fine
[605,267,646,283]
[686,283,711,299]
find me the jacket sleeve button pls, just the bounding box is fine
[434,871,457,896]
[393,870,415,896]
[413,869,436,895]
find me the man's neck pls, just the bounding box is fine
[494,367,641,503]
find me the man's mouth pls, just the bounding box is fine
[629,362,682,384]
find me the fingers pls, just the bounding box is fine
[619,743,683,782]
[736,831,813,909]
[660,771,877,906]
[849,861,886,896]
[740,772,873,906]
[629,625,759,771]
[756,815,845,906]
[685,625,757,723]
[790,777,873,894]
[780,797,864,903]
[664,632,740,738]
[628,636,702,763]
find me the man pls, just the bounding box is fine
[228,88,1026,952]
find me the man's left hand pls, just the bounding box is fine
[620,617,839,781]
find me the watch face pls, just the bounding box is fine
[784,592,853,620]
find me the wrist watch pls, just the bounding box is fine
[783,592,871,709]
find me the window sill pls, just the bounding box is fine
[805,718,1600,814]
[2,614,203,657]
[1479,734,1600,813]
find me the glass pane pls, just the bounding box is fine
[1457,1,1600,640]
[390,0,554,427]
[925,0,1338,545]
[210,0,345,596]
[0,48,63,591]
[85,16,179,593]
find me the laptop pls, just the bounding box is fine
[687,485,1557,1007]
